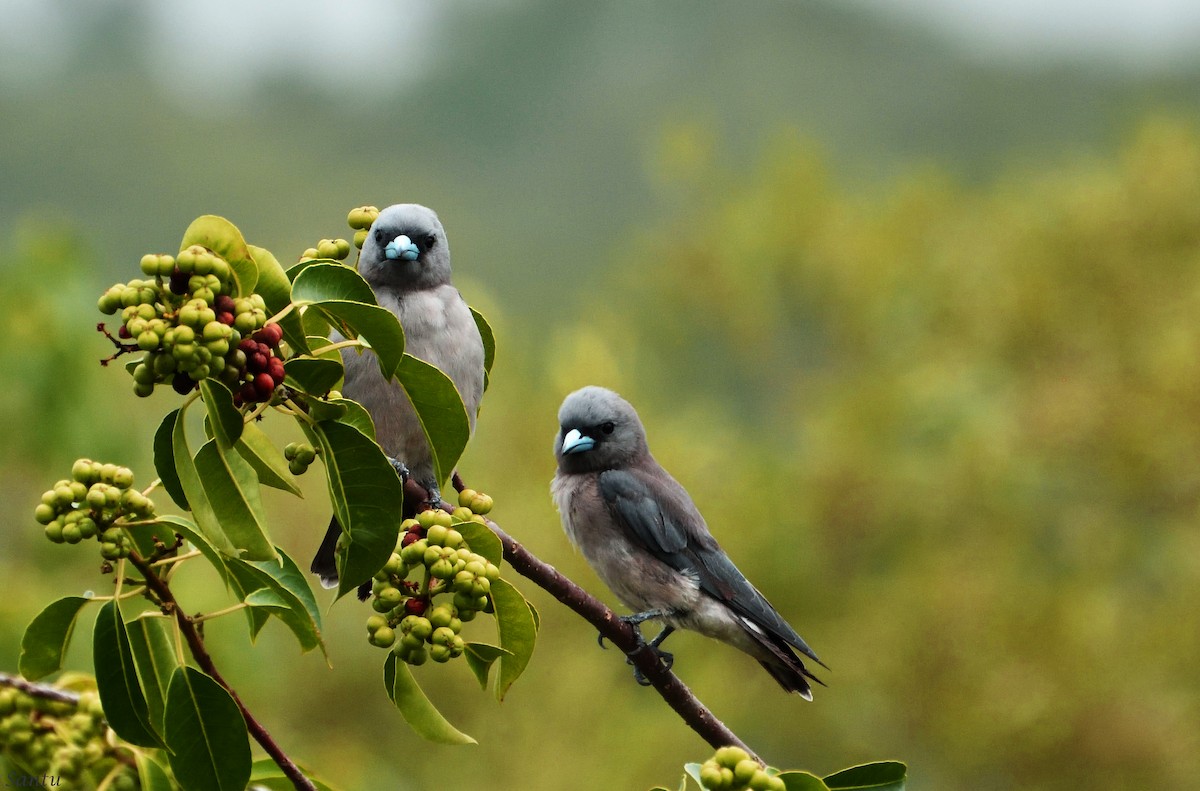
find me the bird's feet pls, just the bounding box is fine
[597,613,677,685]
[387,457,410,482]
[626,648,674,686]
[597,608,671,649]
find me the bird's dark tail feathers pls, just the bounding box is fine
[310,516,341,589]
[750,630,824,701]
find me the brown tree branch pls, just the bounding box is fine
[0,672,82,706]
[406,475,757,760]
[126,551,318,791]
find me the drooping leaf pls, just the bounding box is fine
[199,380,243,450]
[19,596,90,680]
[383,654,476,745]
[126,613,181,735]
[490,577,538,701]
[311,419,403,598]
[193,439,277,561]
[154,409,188,510]
[93,600,161,747]
[307,397,375,440]
[136,753,177,791]
[284,358,345,395]
[228,548,325,655]
[173,406,239,557]
[164,666,251,791]
[453,519,503,567]
[462,642,512,691]
[248,243,309,355]
[235,421,303,496]
[180,215,258,297]
[395,353,470,487]
[823,762,907,791]
[469,306,496,394]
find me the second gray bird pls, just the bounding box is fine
[551,386,823,698]
[311,204,485,588]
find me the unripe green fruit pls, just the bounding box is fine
[139,254,158,276]
[430,644,453,663]
[86,487,107,510]
[400,538,428,566]
[44,523,64,543]
[426,524,448,546]
[451,506,473,523]
[471,577,491,597]
[288,459,307,475]
[234,311,256,334]
[469,492,494,514]
[699,764,724,790]
[202,321,227,343]
[193,287,215,304]
[366,614,388,633]
[193,253,214,276]
[316,239,339,259]
[132,363,155,385]
[353,229,368,249]
[296,445,317,465]
[211,257,230,281]
[283,443,298,460]
[747,770,775,791]
[134,380,155,397]
[452,590,478,612]
[377,586,404,608]
[205,339,229,358]
[77,517,98,539]
[431,626,455,646]
[370,626,396,648]
[733,759,759,785]
[428,605,454,629]
[443,528,464,549]
[176,249,196,273]
[34,503,56,524]
[71,459,93,483]
[430,558,455,579]
[382,553,405,575]
[113,467,133,488]
[335,238,351,259]
[715,747,750,768]
[61,524,82,544]
[405,646,429,665]
[452,571,475,594]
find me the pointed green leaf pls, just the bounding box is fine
[173,406,239,557]
[284,357,345,395]
[248,243,309,355]
[469,306,496,393]
[154,515,230,587]
[136,753,176,791]
[164,666,251,791]
[235,421,303,496]
[126,614,182,736]
[780,772,831,791]
[318,397,376,439]
[684,763,704,787]
[154,408,188,510]
[453,519,502,567]
[463,642,512,691]
[383,654,476,745]
[194,438,277,561]
[94,600,161,747]
[490,577,538,700]
[395,354,470,487]
[312,419,403,598]
[290,263,406,379]
[823,762,906,790]
[228,548,325,655]
[19,596,91,680]
[248,758,337,791]
[181,215,257,297]
[199,380,243,450]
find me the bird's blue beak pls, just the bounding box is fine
[384,234,420,261]
[560,428,595,455]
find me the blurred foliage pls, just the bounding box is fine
[5,112,1200,789]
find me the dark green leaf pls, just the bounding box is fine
[228,548,326,655]
[173,406,239,557]
[199,380,242,450]
[311,419,404,598]
[302,308,332,338]
[463,642,512,691]
[93,600,161,747]
[781,772,831,791]
[164,666,251,791]
[395,354,470,487]
[284,357,345,395]
[235,421,303,496]
[19,596,90,680]
[490,577,538,700]
[469,306,496,393]
[383,654,476,745]
[248,244,310,355]
[194,439,277,561]
[126,613,181,735]
[823,762,907,790]
[136,753,176,791]
[180,215,258,297]
[453,519,502,567]
[154,408,188,510]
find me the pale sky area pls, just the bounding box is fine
[0,0,1197,94]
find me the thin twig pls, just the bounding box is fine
[0,672,81,706]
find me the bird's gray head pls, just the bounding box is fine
[357,204,452,292]
[554,386,649,474]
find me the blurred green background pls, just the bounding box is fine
[3,1,1200,788]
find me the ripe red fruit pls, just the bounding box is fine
[217,311,235,326]
[215,295,236,314]
[267,358,286,384]
[118,325,131,339]
[238,338,257,354]
[252,373,275,399]
[249,352,268,373]
[238,382,258,403]
[401,531,421,547]
[404,598,428,616]
[254,323,283,348]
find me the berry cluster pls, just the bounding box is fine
[283,441,319,475]
[0,681,140,790]
[698,747,785,791]
[33,459,154,562]
[299,238,351,262]
[364,498,500,666]
[97,245,286,402]
[347,205,380,250]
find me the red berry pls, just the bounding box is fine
[401,531,421,547]
[252,373,275,399]
[217,311,235,326]
[215,295,236,313]
[404,598,427,616]
[255,323,283,348]
[118,325,131,339]
[268,358,286,384]
[238,382,258,403]
[249,352,268,373]
[238,338,257,354]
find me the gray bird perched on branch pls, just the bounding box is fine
[310,204,485,588]
[551,386,824,698]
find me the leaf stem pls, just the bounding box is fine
[308,339,362,357]
[192,602,249,623]
[150,549,202,568]
[266,302,297,326]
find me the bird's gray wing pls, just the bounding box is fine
[598,467,821,664]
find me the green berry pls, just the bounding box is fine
[733,759,759,785]
[715,747,750,768]
[428,605,454,629]
[370,626,397,648]
[34,503,56,524]
[404,645,428,666]
[44,523,64,543]
[71,459,93,482]
[376,586,403,608]
[429,644,452,663]
[61,524,82,544]
[366,614,388,633]
[426,524,448,546]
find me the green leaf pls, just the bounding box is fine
[19,596,90,680]
[311,419,404,598]
[181,215,258,297]
[154,409,188,510]
[164,666,251,791]
[318,397,376,439]
[684,763,703,787]
[470,306,496,393]
[93,600,161,747]
[235,421,303,496]
[173,406,239,557]
[383,654,476,745]
[463,642,512,691]
[136,753,176,791]
[194,438,277,561]
[779,772,830,791]
[248,243,310,355]
[490,577,538,700]
[290,263,406,379]
[249,758,337,791]
[126,613,182,736]
[228,548,325,655]
[823,762,907,790]
[395,353,471,487]
[199,380,243,450]
[453,519,503,567]
[284,357,345,395]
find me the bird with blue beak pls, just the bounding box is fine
[552,386,825,698]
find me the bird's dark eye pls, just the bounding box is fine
[424,233,437,249]
[600,422,615,435]
[374,229,384,244]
